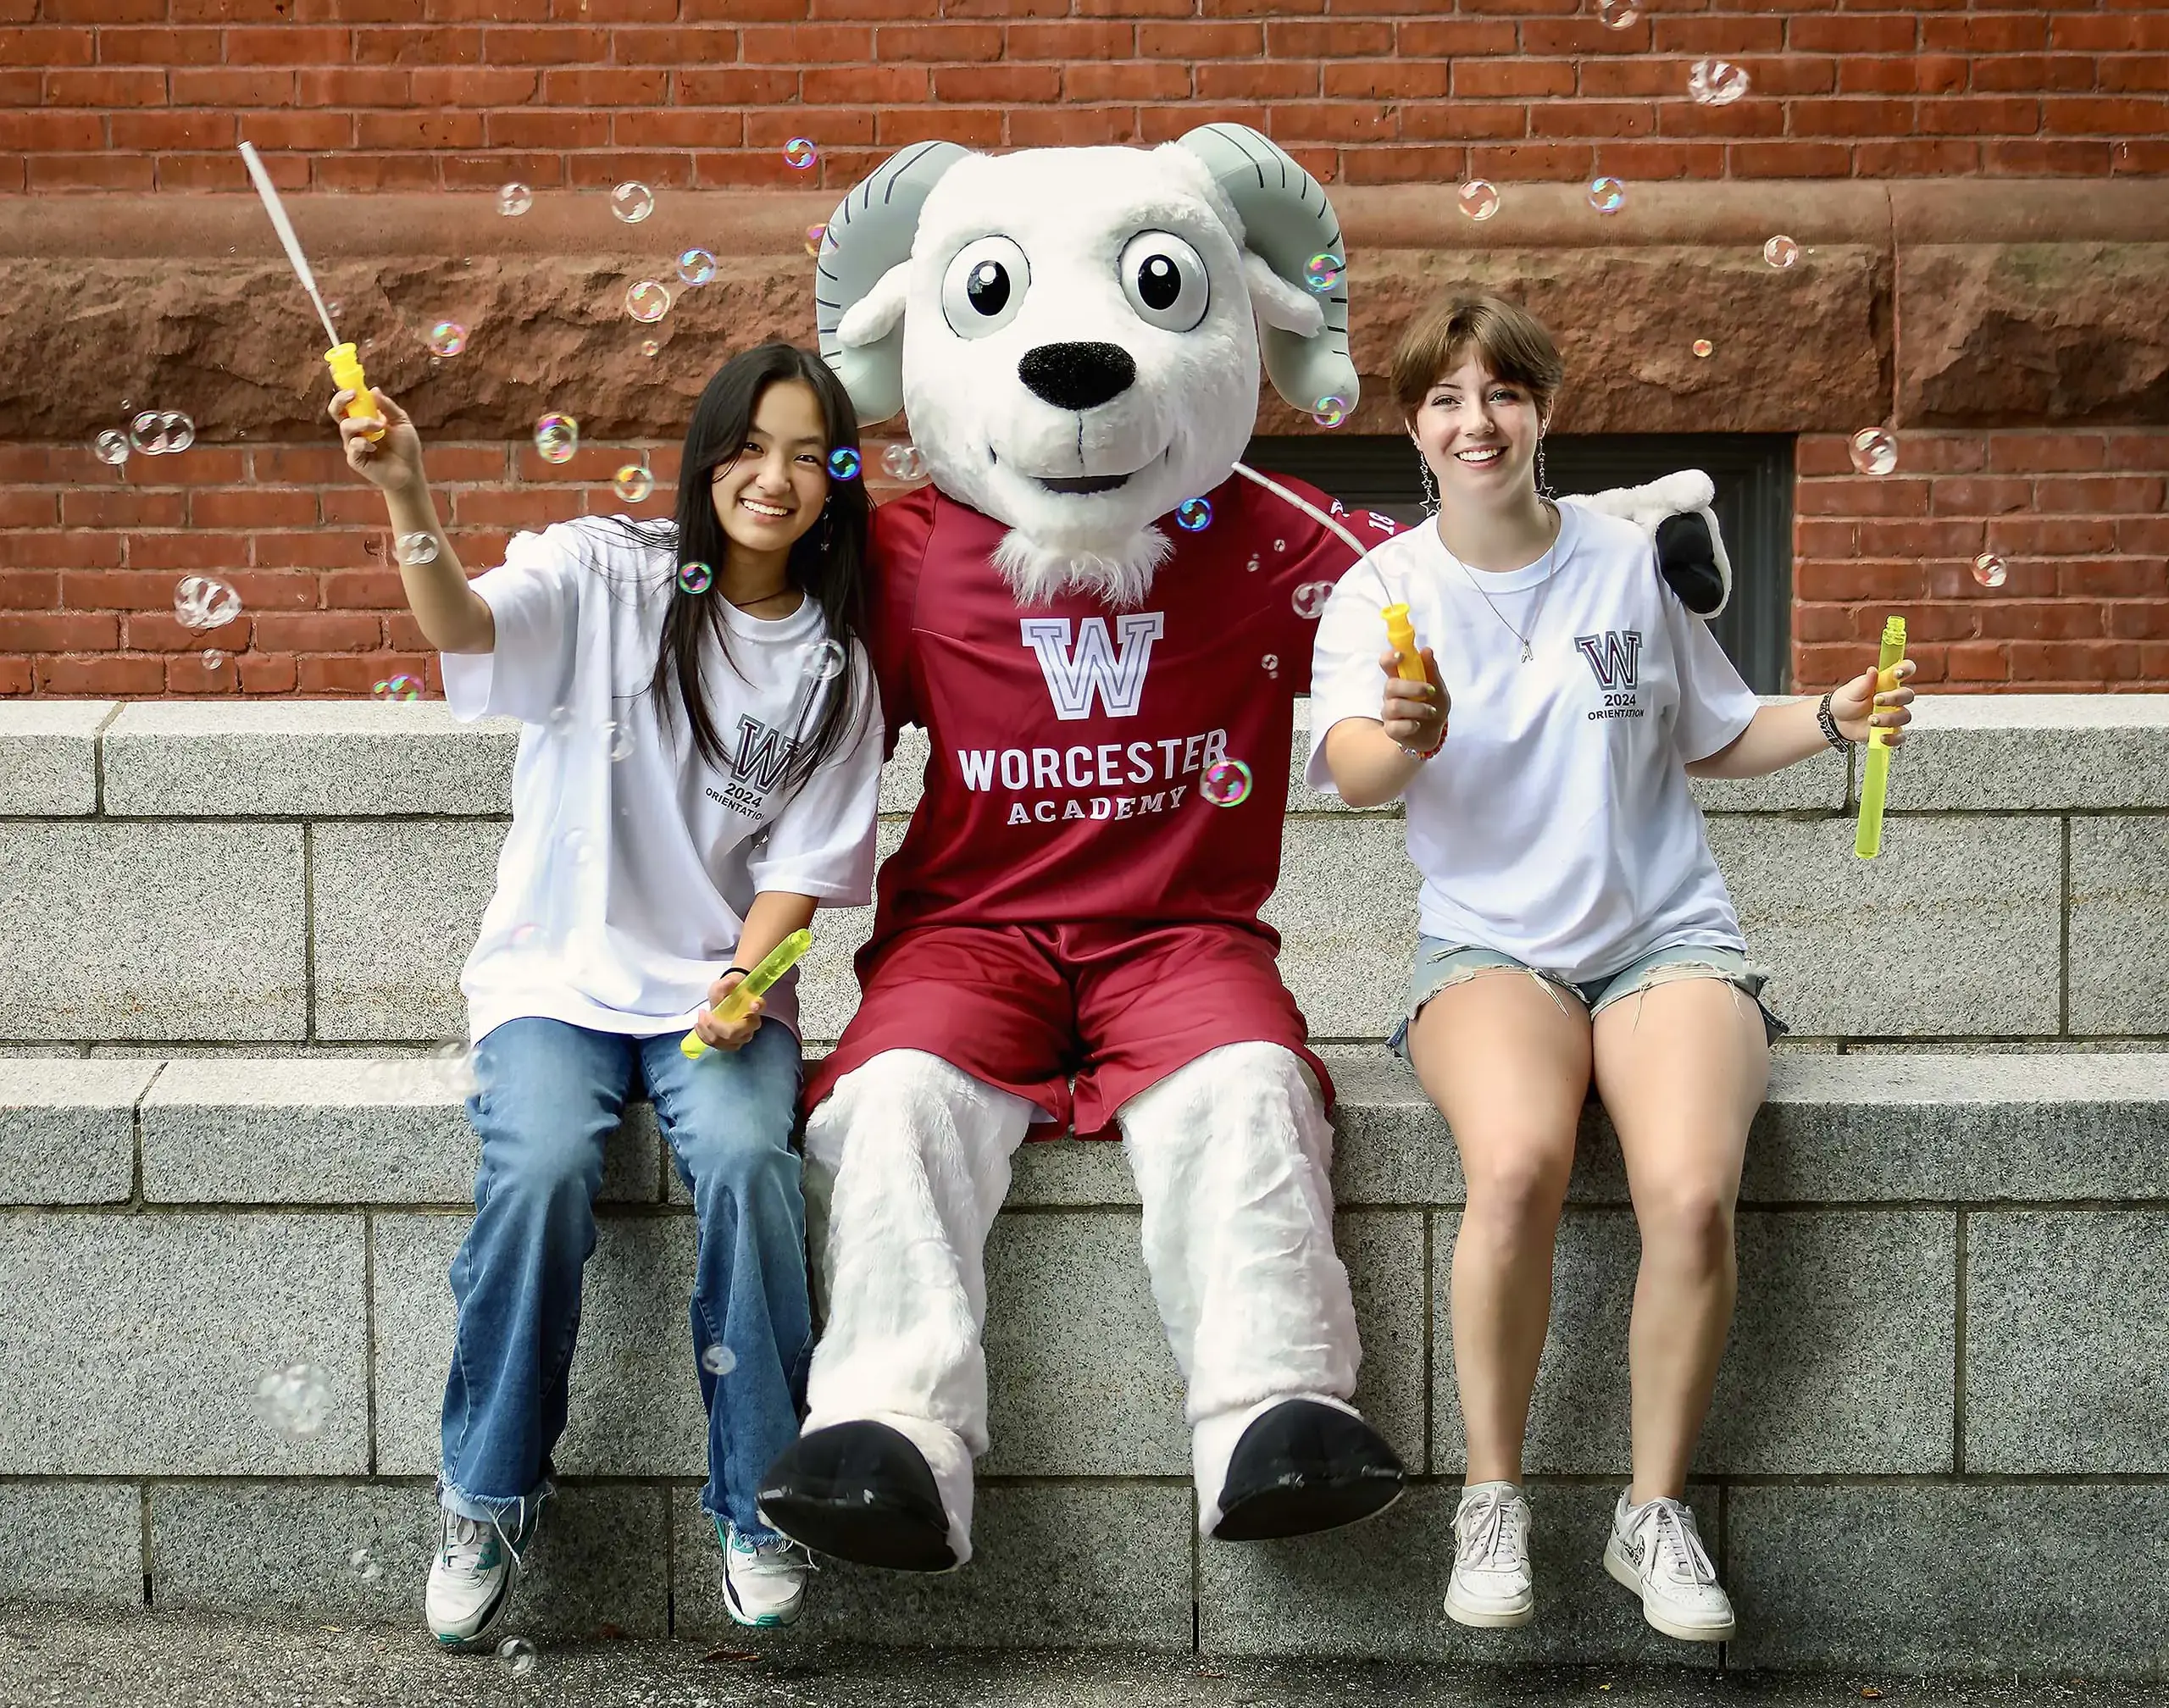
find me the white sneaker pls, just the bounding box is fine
[719,1518,812,1628]
[1602,1491,1734,1642]
[425,1508,532,1650]
[1444,1480,1535,1628]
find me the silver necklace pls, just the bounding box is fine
[1452,511,1562,664]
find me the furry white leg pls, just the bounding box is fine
[1118,1042,1393,1538]
[790,1049,1034,1568]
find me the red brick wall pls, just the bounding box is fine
[1,2,2166,195]
[1795,430,2169,694]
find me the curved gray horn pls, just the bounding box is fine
[814,140,972,425]
[1175,123,1358,416]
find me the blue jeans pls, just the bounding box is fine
[438,1017,811,1539]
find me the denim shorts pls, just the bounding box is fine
[1390,937,1788,1059]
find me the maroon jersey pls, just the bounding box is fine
[862,473,1402,954]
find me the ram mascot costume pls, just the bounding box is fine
[757,125,1732,1572]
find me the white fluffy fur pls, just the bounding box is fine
[874,145,1272,604]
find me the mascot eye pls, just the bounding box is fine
[1118,230,1208,334]
[940,236,1031,340]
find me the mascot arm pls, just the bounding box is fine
[866,488,940,754]
[1242,472,1404,697]
[1562,469,1733,619]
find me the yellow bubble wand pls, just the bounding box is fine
[1380,603,1431,686]
[1853,615,1908,860]
[238,141,383,444]
[680,929,813,1061]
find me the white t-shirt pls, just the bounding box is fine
[442,518,885,1045]
[1306,502,1760,984]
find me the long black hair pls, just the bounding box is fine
[600,341,873,798]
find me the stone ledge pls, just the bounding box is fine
[1895,696,2169,812]
[101,702,520,819]
[0,1057,154,1205]
[0,700,110,818]
[18,695,2149,823]
[14,1051,2168,1212]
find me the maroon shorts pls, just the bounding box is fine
[802,920,1331,1140]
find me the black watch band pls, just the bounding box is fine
[1817,690,1849,750]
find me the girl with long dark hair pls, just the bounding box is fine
[332,341,883,1646]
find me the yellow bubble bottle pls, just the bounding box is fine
[1853,615,1908,860]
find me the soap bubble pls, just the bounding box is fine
[880,443,926,482]
[1303,252,1345,292]
[546,704,576,736]
[606,720,635,761]
[1597,0,1637,25]
[255,1362,331,1439]
[1200,759,1254,808]
[701,1344,737,1377]
[639,339,660,358]
[93,429,130,466]
[497,183,532,217]
[1457,180,1501,222]
[1273,539,1287,553]
[426,320,467,358]
[534,413,579,464]
[803,223,828,257]
[1262,654,1279,679]
[676,247,716,287]
[1692,338,1714,358]
[163,413,195,453]
[677,560,713,595]
[609,181,654,224]
[130,410,191,456]
[1849,428,1898,476]
[827,446,862,481]
[782,137,818,171]
[496,1636,540,1679]
[804,639,847,683]
[1973,552,2008,589]
[347,1546,384,1584]
[396,532,439,567]
[1293,581,1333,620]
[1764,234,1800,269]
[202,649,226,673]
[1587,176,1627,215]
[1312,396,1351,429]
[373,674,422,702]
[175,575,241,630]
[613,463,654,503]
[130,410,165,453]
[625,280,670,324]
[1176,497,1212,532]
[562,829,596,868]
[1689,58,1750,106]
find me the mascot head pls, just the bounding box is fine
[815,125,1359,607]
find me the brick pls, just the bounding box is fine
[35,654,167,696]
[8,613,120,653]
[27,154,156,188]
[2,530,127,569]
[44,66,165,103]
[0,25,94,63]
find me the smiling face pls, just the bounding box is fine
[896,146,1261,583]
[1411,355,1550,514]
[709,378,831,563]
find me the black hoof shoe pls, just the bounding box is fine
[757,1422,958,1573]
[1212,1400,1405,1543]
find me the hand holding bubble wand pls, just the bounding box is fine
[1853,615,1909,860]
[681,929,813,1061]
[238,141,384,445]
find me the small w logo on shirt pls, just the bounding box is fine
[730,715,802,792]
[1018,613,1166,721]
[1575,629,1644,691]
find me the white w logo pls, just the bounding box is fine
[1018,613,1165,721]
[1575,629,1644,691]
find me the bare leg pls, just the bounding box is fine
[1406,972,1590,1486]
[1592,977,1768,1504]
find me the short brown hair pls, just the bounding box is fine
[1390,295,1565,425]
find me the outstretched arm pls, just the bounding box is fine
[1689,658,1917,780]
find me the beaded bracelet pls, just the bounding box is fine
[1816,690,1849,751]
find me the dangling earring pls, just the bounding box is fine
[818,498,833,554]
[1535,434,1553,501]
[1413,440,1440,518]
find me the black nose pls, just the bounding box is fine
[1018,341,1137,413]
